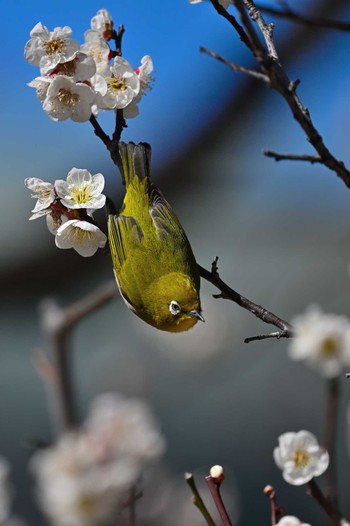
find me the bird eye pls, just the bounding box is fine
[169,300,181,316]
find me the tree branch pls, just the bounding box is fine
[205,0,350,188]
[200,47,269,82]
[264,150,323,164]
[198,258,293,342]
[257,2,350,32]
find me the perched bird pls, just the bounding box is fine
[108,142,203,332]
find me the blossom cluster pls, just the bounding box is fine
[31,393,165,526]
[24,9,153,122]
[25,168,107,257]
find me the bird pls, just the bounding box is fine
[108,141,203,332]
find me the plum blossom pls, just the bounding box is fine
[189,0,231,8]
[276,517,311,526]
[24,23,79,75]
[51,51,96,82]
[27,76,52,102]
[94,56,140,110]
[288,306,350,378]
[55,220,107,257]
[55,168,106,210]
[42,76,95,122]
[81,31,110,74]
[124,55,154,119]
[24,178,56,218]
[273,430,329,485]
[31,393,165,526]
[91,9,114,39]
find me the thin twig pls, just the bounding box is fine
[198,260,293,342]
[206,475,233,526]
[205,0,350,188]
[200,47,269,82]
[244,331,290,344]
[264,150,323,164]
[257,3,350,31]
[210,0,252,50]
[185,473,217,526]
[263,485,284,525]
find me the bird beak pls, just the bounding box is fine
[188,309,205,322]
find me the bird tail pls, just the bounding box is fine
[119,142,152,187]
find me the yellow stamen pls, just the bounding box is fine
[44,38,65,55]
[76,494,97,517]
[320,337,339,357]
[72,186,92,204]
[106,75,127,92]
[56,88,79,107]
[293,449,310,467]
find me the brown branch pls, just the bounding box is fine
[198,259,293,342]
[205,0,350,188]
[210,0,252,50]
[38,281,119,436]
[264,150,323,164]
[185,473,217,526]
[206,475,233,526]
[307,479,343,526]
[257,3,350,31]
[200,47,269,82]
[263,485,284,525]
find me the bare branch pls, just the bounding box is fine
[307,479,343,526]
[185,473,217,526]
[210,0,252,50]
[200,47,269,82]
[244,330,291,344]
[206,0,350,188]
[206,474,233,526]
[257,2,350,32]
[198,260,293,341]
[264,150,323,164]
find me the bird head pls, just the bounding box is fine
[142,272,204,332]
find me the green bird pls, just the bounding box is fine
[108,142,203,332]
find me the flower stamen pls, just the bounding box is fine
[293,449,310,467]
[56,88,79,107]
[44,38,65,55]
[106,75,127,92]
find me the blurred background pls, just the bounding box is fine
[2,0,350,524]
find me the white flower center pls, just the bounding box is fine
[293,449,310,467]
[56,88,79,107]
[44,38,65,55]
[89,44,105,64]
[106,75,127,92]
[76,494,98,517]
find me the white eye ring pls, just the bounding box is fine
[169,300,181,316]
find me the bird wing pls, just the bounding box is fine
[149,184,189,244]
[108,214,143,272]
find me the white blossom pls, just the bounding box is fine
[124,55,154,119]
[276,517,311,526]
[288,306,350,378]
[81,31,110,74]
[85,393,166,467]
[55,168,106,210]
[189,0,231,8]
[94,56,140,110]
[24,23,79,75]
[27,76,52,102]
[24,177,56,217]
[273,430,329,486]
[42,76,95,122]
[55,220,107,257]
[91,9,113,37]
[31,393,165,526]
[51,51,96,82]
